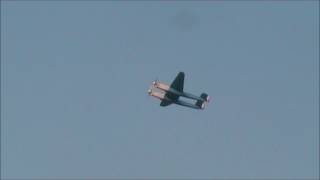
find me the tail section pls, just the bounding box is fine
[195,93,210,109]
[195,100,205,109]
[201,93,210,102]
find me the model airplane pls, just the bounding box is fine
[148,72,210,110]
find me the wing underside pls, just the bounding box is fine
[160,99,172,106]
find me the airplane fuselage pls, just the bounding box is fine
[148,72,209,110]
[171,98,204,109]
[154,82,208,102]
[149,89,204,109]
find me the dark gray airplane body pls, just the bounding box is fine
[148,72,210,110]
[160,96,205,110]
[161,87,207,102]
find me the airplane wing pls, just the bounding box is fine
[160,99,172,106]
[161,72,184,102]
[170,72,184,92]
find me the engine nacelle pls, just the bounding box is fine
[149,91,165,100]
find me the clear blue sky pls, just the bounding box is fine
[1,1,319,179]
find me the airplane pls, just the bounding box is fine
[148,72,210,110]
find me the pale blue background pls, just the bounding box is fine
[1,1,319,179]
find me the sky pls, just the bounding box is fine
[1,1,319,179]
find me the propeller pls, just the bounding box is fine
[147,84,154,100]
[152,77,159,86]
[147,86,153,95]
[148,77,158,99]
